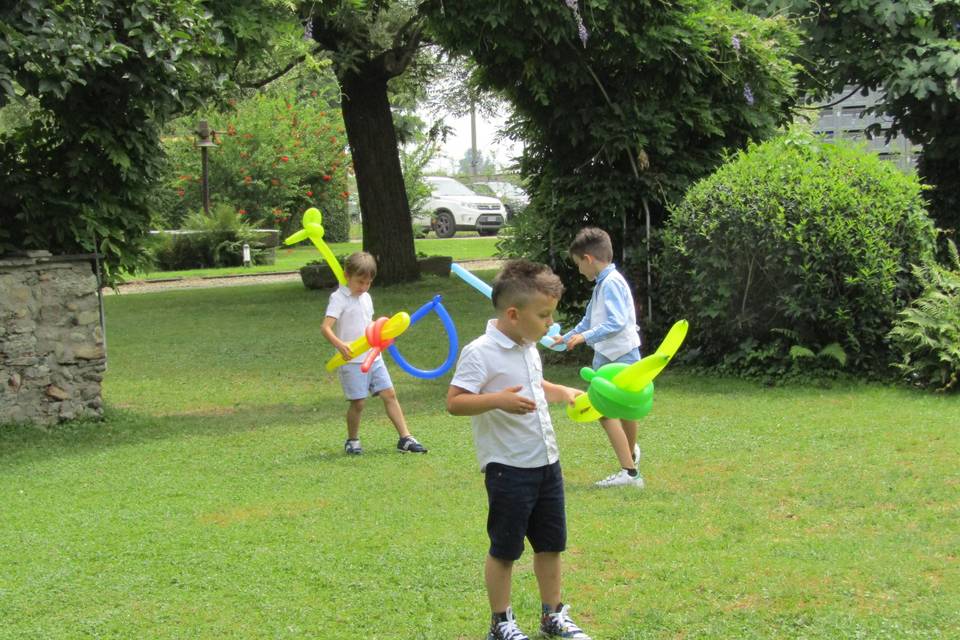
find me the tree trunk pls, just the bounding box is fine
[340,69,419,285]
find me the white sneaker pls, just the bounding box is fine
[633,443,642,466]
[595,468,644,488]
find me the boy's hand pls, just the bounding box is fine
[496,385,537,414]
[561,386,584,406]
[335,342,353,360]
[565,333,586,349]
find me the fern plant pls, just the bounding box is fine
[888,241,960,392]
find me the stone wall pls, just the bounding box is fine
[1,251,106,426]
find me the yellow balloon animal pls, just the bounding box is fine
[567,320,689,422]
[284,207,346,285]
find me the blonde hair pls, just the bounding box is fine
[492,259,564,310]
[343,251,377,278]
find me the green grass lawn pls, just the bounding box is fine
[1,275,958,639]
[135,236,501,281]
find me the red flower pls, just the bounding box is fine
[306,190,313,197]
[281,156,289,162]
[243,176,252,184]
[341,191,349,198]
[238,209,247,215]
[322,175,332,182]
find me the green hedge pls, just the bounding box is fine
[659,129,937,377]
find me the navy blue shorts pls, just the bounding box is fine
[484,461,566,561]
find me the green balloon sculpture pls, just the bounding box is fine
[567,320,688,422]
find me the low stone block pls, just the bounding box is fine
[45,384,70,401]
[74,345,105,360]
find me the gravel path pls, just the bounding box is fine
[108,259,505,295]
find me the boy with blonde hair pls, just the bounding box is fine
[321,251,427,455]
[448,259,592,640]
[557,227,644,488]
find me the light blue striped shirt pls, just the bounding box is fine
[564,264,635,346]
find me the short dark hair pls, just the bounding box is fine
[569,227,614,262]
[343,251,377,278]
[491,259,564,310]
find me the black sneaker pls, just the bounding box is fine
[344,439,362,455]
[487,607,529,640]
[397,435,427,453]
[540,604,591,639]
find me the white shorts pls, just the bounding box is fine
[337,359,393,400]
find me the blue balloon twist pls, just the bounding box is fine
[386,295,459,379]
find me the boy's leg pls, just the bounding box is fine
[622,419,640,465]
[346,399,364,440]
[485,554,514,613]
[367,360,413,439]
[599,417,635,469]
[533,551,561,611]
[596,418,643,487]
[378,387,411,439]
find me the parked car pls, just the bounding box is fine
[414,176,506,238]
[475,181,529,221]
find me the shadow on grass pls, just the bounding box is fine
[0,403,329,466]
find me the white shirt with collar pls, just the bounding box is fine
[451,319,560,472]
[325,285,377,365]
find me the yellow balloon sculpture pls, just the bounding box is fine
[567,320,689,422]
[284,207,346,285]
[325,312,412,372]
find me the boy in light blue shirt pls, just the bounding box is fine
[555,228,644,488]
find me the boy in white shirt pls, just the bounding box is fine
[448,259,592,640]
[321,252,427,455]
[556,227,644,488]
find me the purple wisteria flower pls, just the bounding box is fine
[743,83,755,106]
[731,35,741,51]
[564,0,589,47]
[578,21,589,46]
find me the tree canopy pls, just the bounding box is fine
[425,0,800,310]
[0,0,298,273]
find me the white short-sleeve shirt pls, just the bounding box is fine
[451,319,560,472]
[325,285,376,365]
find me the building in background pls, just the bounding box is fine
[814,87,919,172]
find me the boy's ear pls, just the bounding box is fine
[504,306,520,321]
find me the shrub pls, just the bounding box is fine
[158,79,350,242]
[658,129,937,377]
[152,204,271,271]
[888,241,960,392]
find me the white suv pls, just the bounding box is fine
[414,176,506,238]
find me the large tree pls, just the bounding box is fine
[735,0,960,238]
[307,1,429,284]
